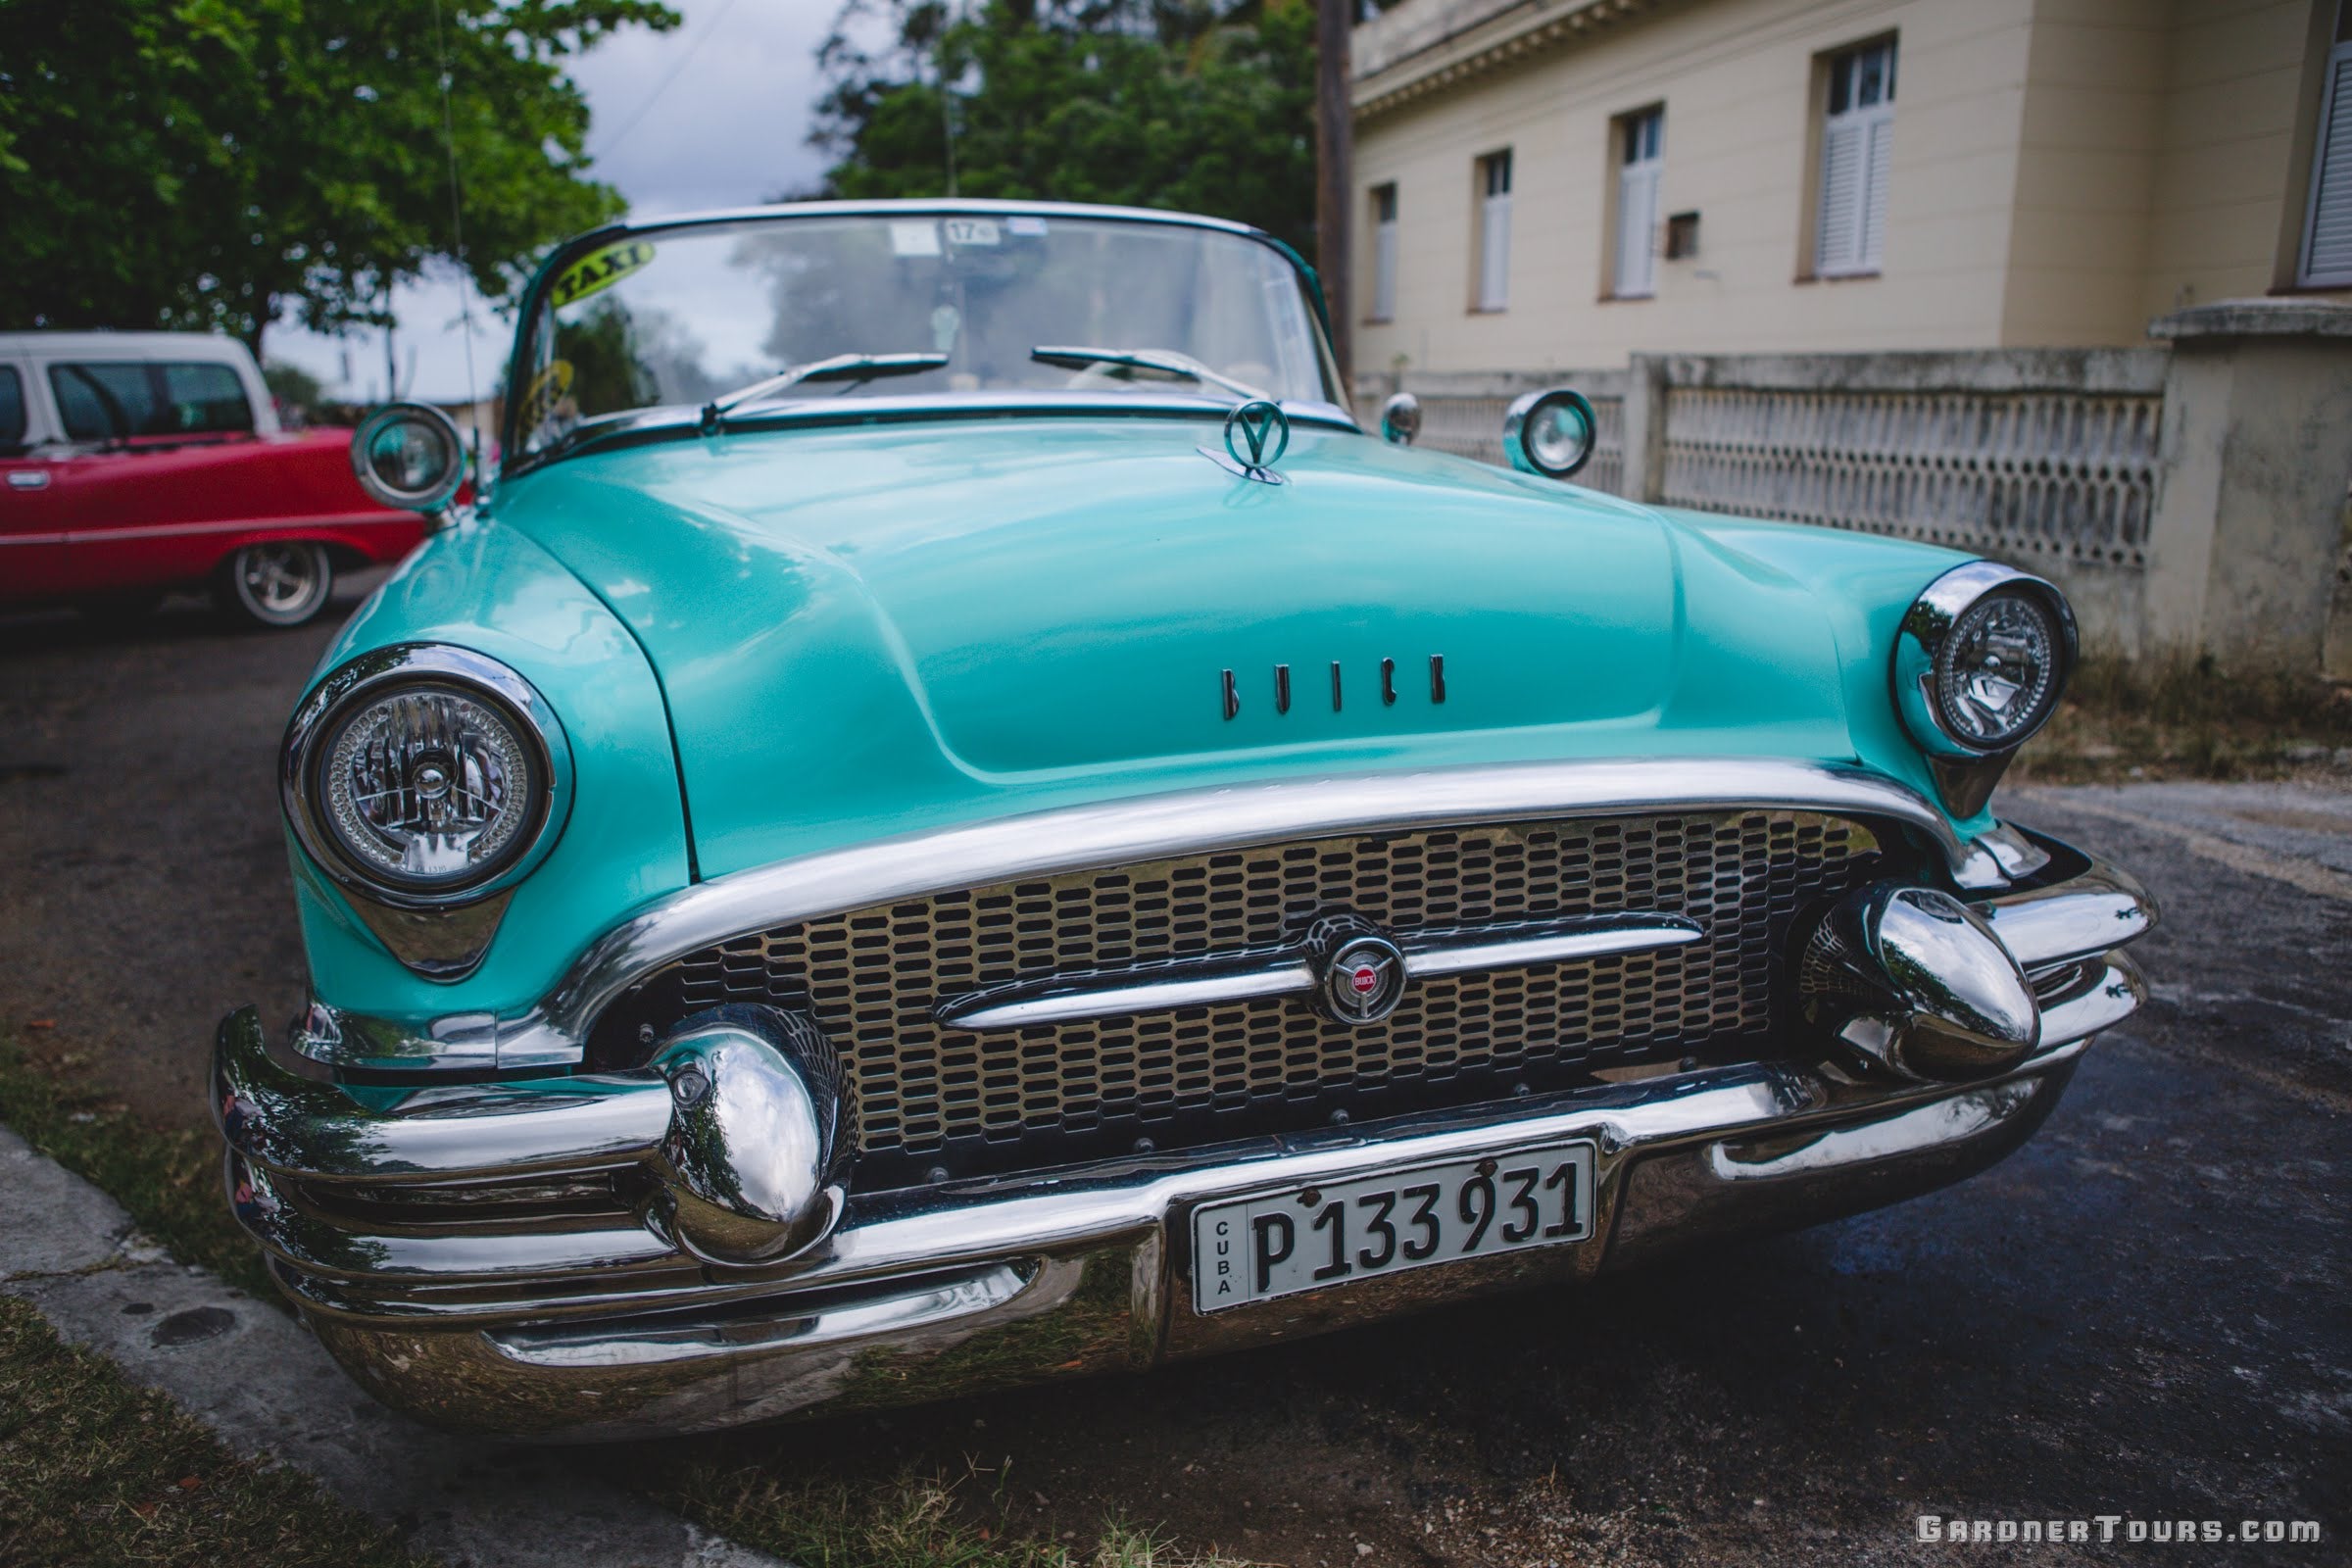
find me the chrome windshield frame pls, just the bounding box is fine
[498,199,1350,480]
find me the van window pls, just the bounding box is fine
[161,362,256,433]
[51,362,158,440]
[49,360,254,440]
[0,368,24,453]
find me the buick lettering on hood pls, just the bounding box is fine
[213,201,2155,1440]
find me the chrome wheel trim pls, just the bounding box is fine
[231,541,332,626]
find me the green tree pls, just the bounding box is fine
[810,0,1318,262]
[0,0,679,346]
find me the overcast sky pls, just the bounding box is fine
[270,0,842,404]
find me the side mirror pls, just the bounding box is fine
[1501,388,1596,480]
[1379,391,1421,447]
[352,403,467,516]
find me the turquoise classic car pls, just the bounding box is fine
[213,200,2154,1440]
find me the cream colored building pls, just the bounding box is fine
[1350,0,2352,370]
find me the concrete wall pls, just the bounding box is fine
[2142,301,2352,667]
[1352,0,2350,371]
[2141,0,2341,315]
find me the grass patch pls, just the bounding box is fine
[0,1034,272,1303]
[2013,654,2352,784]
[658,1460,1254,1568]
[0,1295,432,1568]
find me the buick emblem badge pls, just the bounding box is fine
[1309,918,1407,1026]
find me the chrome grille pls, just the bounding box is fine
[651,811,1886,1166]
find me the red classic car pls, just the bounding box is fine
[0,331,429,626]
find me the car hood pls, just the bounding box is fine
[498,416,1894,878]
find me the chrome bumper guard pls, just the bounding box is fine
[215,852,2154,1441]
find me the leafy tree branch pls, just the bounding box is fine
[0,0,680,345]
[809,0,1318,263]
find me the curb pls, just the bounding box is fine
[0,1124,787,1568]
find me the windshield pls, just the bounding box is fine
[512,211,1343,458]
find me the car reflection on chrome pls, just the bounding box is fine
[210,199,2155,1441]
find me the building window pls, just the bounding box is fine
[1814,37,1896,278]
[1369,183,1398,321]
[2301,1,2352,287]
[1613,108,1664,299]
[1475,150,1512,312]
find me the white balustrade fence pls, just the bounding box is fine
[1646,353,2169,588]
[1658,386,2162,568]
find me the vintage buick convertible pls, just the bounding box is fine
[213,200,2154,1440]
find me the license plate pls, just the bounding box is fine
[1190,1142,1596,1311]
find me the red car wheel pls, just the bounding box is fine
[219,541,334,629]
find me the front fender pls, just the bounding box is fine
[1651,509,1979,833]
[288,517,692,1024]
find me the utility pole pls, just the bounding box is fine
[1316,0,1353,391]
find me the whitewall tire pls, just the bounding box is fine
[219,541,334,628]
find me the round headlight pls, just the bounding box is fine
[1931,591,2066,749]
[350,402,467,514]
[320,685,539,890]
[283,646,568,906]
[1501,388,1597,479]
[1895,564,2077,760]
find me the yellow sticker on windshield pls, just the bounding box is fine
[548,240,656,311]
[520,360,575,433]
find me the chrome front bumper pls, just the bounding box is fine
[215,852,2153,1442]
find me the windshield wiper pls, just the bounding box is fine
[1030,346,1269,404]
[699,352,950,434]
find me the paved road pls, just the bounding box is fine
[0,584,381,1124]
[0,595,2344,1565]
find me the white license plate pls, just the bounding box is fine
[1190,1141,1596,1312]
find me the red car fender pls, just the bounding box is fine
[1,427,428,602]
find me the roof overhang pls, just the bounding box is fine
[1352,0,1658,122]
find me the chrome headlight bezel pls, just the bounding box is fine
[1893,562,2078,762]
[1500,388,1597,479]
[282,644,572,911]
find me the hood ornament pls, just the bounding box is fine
[1200,399,1290,485]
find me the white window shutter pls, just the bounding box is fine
[2304,48,2352,286]
[1482,193,1511,310]
[1817,119,1864,275]
[1616,163,1658,297]
[1818,40,1895,277]
[1374,217,1397,320]
[1860,114,1893,270]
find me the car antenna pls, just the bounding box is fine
[939,6,959,198]
[428,0,484,487]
